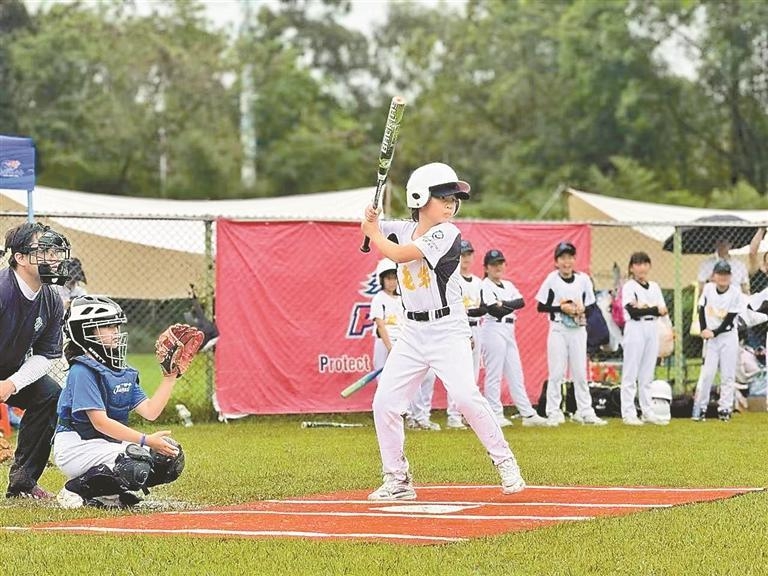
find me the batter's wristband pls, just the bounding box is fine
[139,434,146,447]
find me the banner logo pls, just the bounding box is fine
[0,159,23,178]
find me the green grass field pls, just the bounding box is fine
[1,411,767,575]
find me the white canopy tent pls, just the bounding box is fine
[568,188,768,289]
[1,186,373,297]
[0,185,374,255]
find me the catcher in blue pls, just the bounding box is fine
[361,162,525,500]
[0,222,71,499]
[53,295,203,508]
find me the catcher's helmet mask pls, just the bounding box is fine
[65,295,128,371]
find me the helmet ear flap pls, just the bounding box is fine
[453,198,461,216]
[407,186,429,209]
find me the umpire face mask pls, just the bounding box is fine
[26,229,72,285]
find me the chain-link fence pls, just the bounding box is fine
[2,210,765,421]
[0,212,216,424]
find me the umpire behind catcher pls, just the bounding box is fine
[0,222,71,499]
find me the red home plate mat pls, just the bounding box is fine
[9,485,763,545]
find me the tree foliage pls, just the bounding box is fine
[0,0,765,214]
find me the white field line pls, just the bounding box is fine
[176,510,593,521]
[262,499,669,509]
[2,526,466,543]
[415,485,765,493]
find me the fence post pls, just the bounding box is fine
[204,219,215,402]
[673,225,685,393]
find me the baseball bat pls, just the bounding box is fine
[301,421,365,429]
[340,367,384,398]
[360,96,407,253]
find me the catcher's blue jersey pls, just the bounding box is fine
[56,355,146,441]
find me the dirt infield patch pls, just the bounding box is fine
[7,485,762,545]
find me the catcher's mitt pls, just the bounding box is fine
[155,324,205,377]
[0,436,14,464]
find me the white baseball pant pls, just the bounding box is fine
[481,321,536,418]
[374,339,437,423]
[546,323,596,418]
[372,314,514,476]
[447,323,482,421]
[693,330,738,413]
[620,319,660,419]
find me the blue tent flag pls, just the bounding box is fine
[0,135,36,190]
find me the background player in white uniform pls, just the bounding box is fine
[480,249,550,428]
[361,162,525,500]
[692,260,742,421]
[697,237,749,294]
[445,239,483,430]
[535,241,607,426]
[620,252,669,426]
[369,258,439,431]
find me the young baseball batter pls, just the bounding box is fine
[361,162,525,500]
[370,258,440,431]
[53,295,192,508]
[445,239,484,430]
[535,241,607,426]
[691,261,741,422]
[480,249,550,427]
[620,252,668,426]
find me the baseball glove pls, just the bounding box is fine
[0,436,13,464]
[155,324,205,377]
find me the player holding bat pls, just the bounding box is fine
[361,162,526,500]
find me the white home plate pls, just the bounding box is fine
[369,504,480,514]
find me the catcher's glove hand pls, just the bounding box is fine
[0,436,13,464]
[155,324,205,377]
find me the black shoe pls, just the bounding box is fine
[718,410,732,422]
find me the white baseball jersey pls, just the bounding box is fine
[699,282,742,331]
[697,257,748,287]
[461,274,483,312]
[480,277,523,321]
[370,291,404,341]
[620,279,665,323]
[379,220,465,312]
[535,271,595,322]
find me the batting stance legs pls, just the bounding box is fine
[372,317,515,479]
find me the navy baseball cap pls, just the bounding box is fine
[713,260,731,275]
[554,241,576,259]
[460,239,474,254]
[483,249,505,266]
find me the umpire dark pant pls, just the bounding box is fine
[4,375,61,496]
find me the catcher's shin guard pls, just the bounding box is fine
[146,440,185,487]
[65,465,127,499]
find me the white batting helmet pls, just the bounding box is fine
[648,380,672,424]
[405,163,471,209]
[375,258,397,289]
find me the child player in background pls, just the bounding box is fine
[535,241,607,427]
[620,252,669,426]
[480,249,551,427]
[370,258,440,431]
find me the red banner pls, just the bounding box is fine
[215,220,590,414]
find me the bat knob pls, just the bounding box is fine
[359,246,371,253]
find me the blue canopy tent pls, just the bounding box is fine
[0,135,36,222]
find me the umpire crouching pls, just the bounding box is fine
[0,222,71,498]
